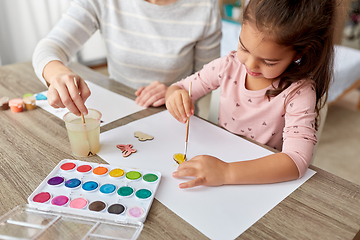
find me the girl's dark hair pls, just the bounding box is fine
[243,0,335,130]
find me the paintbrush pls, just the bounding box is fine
[73,77,93,156]
[183,81,192,161]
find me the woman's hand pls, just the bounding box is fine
[44,61,91,116]
[135,81,167,107]
[165,85,194,124]
[172,155,230,189]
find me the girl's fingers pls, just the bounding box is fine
[174,93,187,123]
[166,94,182,122]
[173,163,197,177]
[179,177,205,189]
[170,101,183,122]
[183,96,195,118]
[166,89,193,123]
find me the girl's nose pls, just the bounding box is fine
[246,56,258,71]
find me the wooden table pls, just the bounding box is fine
[1,62,360,240]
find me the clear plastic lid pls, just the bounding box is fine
[0,204,143,240]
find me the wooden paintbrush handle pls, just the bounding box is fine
[74,77,86,124]
[184,81,192,143]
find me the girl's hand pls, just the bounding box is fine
[135,81,167,108]
[172,155,230,188]
[44,61,90,116]
[165,86,194,124]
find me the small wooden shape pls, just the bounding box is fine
[117,144,137,157]
[173,153,186,165]
[134,131,154,141]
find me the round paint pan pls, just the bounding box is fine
[60,162,77,171]
[107,203,126,215]
[69,197,88,209]
[117,186,134,198]
[32,192,51,203]
[82,181,99,192]
[47,176,65,187]
[88,200,107,212]
[93,166,109,176]
[126,206,145,218]
[125,171,142,181]
[109,168,125,178]
[76,164,93,174]
[64,178,82,189]
[99,183,116,195]
[135,189,152,200]
[51,195,69,206]
[142,173,159,183]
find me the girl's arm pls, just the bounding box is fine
[227,153,299,184]
[173,153,299,189]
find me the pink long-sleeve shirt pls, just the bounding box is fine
[174,51,317,178]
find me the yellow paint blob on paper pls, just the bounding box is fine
[173,153,186,165]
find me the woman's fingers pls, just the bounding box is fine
[135,81,167,107]
[47,86,64,108]
[47,75,90,116]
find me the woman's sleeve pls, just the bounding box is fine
[282,82,318,178]
[193,0,222,72]
[32,0,99,85]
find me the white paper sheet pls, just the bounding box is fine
[97,111,316,240]
[36,81,144,126]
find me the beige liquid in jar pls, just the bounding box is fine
[66,118,100,157]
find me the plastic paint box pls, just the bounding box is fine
[0,159,162,240]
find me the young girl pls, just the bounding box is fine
[165,0,335,189]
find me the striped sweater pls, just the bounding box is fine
[32,0,222,89]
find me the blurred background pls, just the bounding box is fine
[0,0,106,67]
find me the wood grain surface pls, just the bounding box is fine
[0,62,359,239]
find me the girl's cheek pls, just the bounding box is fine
[237,54,246,65]
[262,68,283,79]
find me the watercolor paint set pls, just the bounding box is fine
[0,159,161,240]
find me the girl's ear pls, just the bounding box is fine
[293,52,302,65]
[293,45,311,64]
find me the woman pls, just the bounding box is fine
[32,0,222,116]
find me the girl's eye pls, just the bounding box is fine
[238,45,248,52]
[263,61,276,67]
